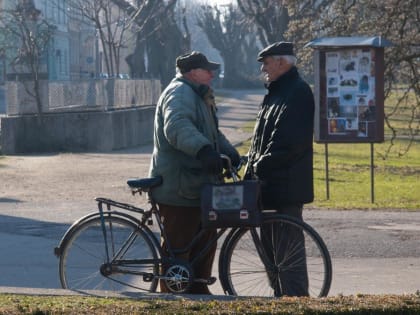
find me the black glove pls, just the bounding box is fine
[222,149,241,170]
[229,149,241,168]
[197,145,223,174]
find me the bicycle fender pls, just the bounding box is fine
[54,212,100,257]
[54,211,155,257]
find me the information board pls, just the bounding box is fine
[307,37,388,143]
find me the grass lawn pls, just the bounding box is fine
[237,138,419,210]
[1,293,419,315]
[312,141,419,209]
[236,110,419,210]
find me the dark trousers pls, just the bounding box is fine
[158,203,217,294]
[260,204,309,296]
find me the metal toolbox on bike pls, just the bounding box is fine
[200,180,262,228]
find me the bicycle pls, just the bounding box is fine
[54,155,332,297]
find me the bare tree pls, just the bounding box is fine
[0,0,56,118]
[108,0,190,86]
[68,0,189,85]
[127,0,189,86]
[234,0,418,156]
[196,4,260,88]
[67,0,157,77]
[285,0,419,157]
[237,0,289,47]
[109,0,163,78]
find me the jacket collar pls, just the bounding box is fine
[265,66,299,91]
[175,76,210,98]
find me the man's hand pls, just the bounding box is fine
[229,149,241,168]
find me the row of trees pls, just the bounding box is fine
[283,0,419,156]
[0,0,418,154]
[69,0,189,86]
[1,0,418,91]
[198,0,419,156]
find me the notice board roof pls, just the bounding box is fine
[305,36,393,49]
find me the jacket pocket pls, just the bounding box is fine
[178,167,206,200]
[260,168,289,208]
[288,153,314,203]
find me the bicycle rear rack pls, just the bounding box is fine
[95,197,146,215]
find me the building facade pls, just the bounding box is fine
[0,0,97,81]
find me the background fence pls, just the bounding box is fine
[1,79,161,154]
[5,79,161,115]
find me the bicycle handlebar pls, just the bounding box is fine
[220,154,247,182]
[128,154,248,195]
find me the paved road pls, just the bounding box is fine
[0,89,419,298]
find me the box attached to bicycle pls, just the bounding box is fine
[201,180,262,228]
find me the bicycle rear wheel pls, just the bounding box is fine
[219,213,332,297]
[58,215,159,293]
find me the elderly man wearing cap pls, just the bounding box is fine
[149,51,240,294]
[245,42,315,296]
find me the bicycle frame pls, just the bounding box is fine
[90,196,235,283]
[86,154,246,278]
[91,201,288,295]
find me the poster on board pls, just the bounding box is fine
[325,48,377,139]
[306,36,389,143]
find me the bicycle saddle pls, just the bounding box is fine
[127,176,162,189]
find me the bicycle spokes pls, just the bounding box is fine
[219,216,331,298]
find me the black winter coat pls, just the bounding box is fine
[246,67,315,208]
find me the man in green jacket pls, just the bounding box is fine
[149,51,240,294]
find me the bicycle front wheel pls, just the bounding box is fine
[58,215,159,293]
[219,214,332,297]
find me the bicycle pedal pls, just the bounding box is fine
[143,273,154,282]
[207,276,217,285]
[195,277,217,285]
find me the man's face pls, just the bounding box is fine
[260,56,286,82]
[189,68,215,86]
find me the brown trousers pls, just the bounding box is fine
[158,203,217,294]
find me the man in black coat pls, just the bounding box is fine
[246,41,315,296]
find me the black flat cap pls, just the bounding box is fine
[257,42,295,61]
[176,51,220,73]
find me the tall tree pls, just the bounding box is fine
[68,0,153,77]
[112,0,190,86]
[67,0,188,86]
[196,4,260,88]
[234,0,418,156]
[0,0,56,118]
[237,0,289,47]
[285,0,419,157]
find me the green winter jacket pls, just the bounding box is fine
[148,76,237,207]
